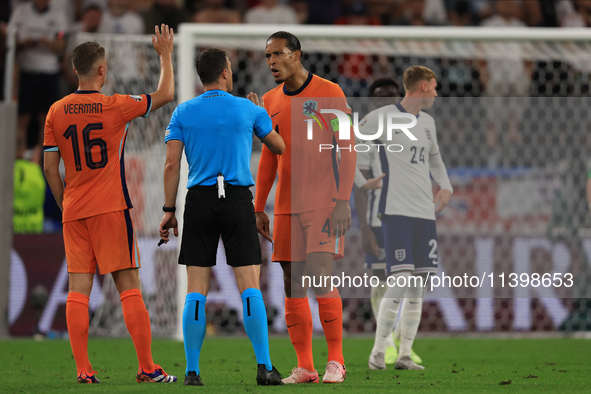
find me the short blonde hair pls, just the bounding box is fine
[403,66,436,92]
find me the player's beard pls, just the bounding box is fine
[274,78,285,84]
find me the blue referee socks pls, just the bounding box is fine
[241,288,273,371]
[183,292,207,376]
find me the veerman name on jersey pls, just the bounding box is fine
[64,103,103,115]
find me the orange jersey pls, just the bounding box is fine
[255,74,356,215]
[44,90,152,222]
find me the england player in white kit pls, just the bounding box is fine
[366,66,453,371]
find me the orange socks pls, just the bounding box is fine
[317,289,344,365]
[120,289,156,372]
[285,297,315,372]
[66,292,92,375]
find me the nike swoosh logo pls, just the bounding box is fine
[395,130,403,134]
[369,362,385,369]
[324,318,338,323]
[409,301,420,304]
[287,323,299,328]
[319,241,330,245]
[271,111,281,118]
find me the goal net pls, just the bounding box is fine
[71,25,591,338]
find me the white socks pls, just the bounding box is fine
[398,273,428,358]
[371,272,409,354]
[371,281,395,349]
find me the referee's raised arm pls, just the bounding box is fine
[247,92,285,155]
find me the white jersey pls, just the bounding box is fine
[8,1,69,74]
[356,142,382,228]
[358,103,452,221]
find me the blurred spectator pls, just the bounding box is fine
[573,0,591,26]
[133,0,155,13]
[521,0,544,27]
[71,2,103,32]
[99,0,143,33]
[80,0,108,11]
[334,0,381,25]
[556,0,587,27]
[365,0,399,25]
[448,0,474,26]
[306,0,341,24]
[423,0,448,25]
[245,0,298,24]
[143,0,190,33]
[334,1,384,97]
[290,0,308,23]
[529,0,559,27]
[8,0,67,163]
[444,0,492,24]
[51,0,77,24]
[480,0,532,96]
[442,1,482,97]
[13,158,46,234]
[480,0,532,167]
[193,0,241,23]
[393,0,431,25]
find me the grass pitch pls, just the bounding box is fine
[2,336,590,393]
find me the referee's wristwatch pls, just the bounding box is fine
[162,205,176,213]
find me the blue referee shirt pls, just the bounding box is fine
[165,90,273,187]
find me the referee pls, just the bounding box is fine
[158,48,285,386]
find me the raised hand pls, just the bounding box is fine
[152,24,174,57]
[247,92,265,108]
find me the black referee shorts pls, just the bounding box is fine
[179,185,262,267]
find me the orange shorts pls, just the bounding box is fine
[272,207,344,262]
[63,209,140,274]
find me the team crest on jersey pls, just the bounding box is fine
[303,100,318,116]
[129,95,143,102]
[395,249,406,261]
[425,129,432,141]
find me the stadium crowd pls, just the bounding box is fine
[1,0,590,231]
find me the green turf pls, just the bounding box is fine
[1,336,590,393]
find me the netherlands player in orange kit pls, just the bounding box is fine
[248,31,356,384]
[43,25,176,384]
